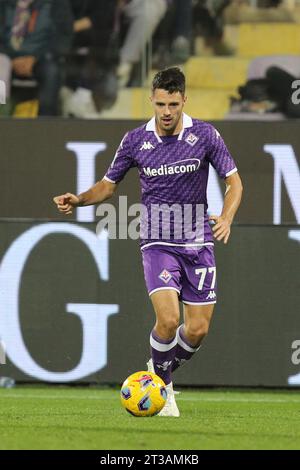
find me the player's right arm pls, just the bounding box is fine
[53,179,117,215]
[53,131,135,215]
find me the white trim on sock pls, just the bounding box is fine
[150,334,177,352]
[176,326,201,353]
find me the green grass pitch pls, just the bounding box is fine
[0,386,300,450]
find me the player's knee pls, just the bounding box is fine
[156,315,179,338]
[186,321,210,343]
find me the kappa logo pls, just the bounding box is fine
[185,133,199,147]
[140,141,155,151]
[174,357,187,367]
[159,269,172,284]
[206,290,216,300]
[156,360,172,371]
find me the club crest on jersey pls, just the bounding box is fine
[185,133,199,147]
[159,269,172,284]
[140,141,155,151]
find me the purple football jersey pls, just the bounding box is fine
[104,113,237,248]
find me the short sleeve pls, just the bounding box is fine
[207,125,237,179]
[104,132,136,184]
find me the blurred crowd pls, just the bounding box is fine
[0,0,297,119]
[0,0,232,117]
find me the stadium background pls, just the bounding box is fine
[2,1,300,451]
[0,119,299,387]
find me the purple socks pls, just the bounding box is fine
[150,325,202,384]
[172,325,202,372]
[150,330,177,385]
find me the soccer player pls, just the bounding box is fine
[53,67,243,417]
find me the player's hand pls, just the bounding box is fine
[209,215,231,244]
[53,193,80,215]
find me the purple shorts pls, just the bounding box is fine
[142,244,217,305]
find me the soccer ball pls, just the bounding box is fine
[120,371,167,417]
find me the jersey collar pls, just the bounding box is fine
[145,113,193,143]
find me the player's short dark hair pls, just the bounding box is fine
[152,67,186,96]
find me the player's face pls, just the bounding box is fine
[151,89,187,136]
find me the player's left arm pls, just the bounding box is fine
[209,172,243,244]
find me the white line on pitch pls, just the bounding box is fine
[0,393,299,404]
